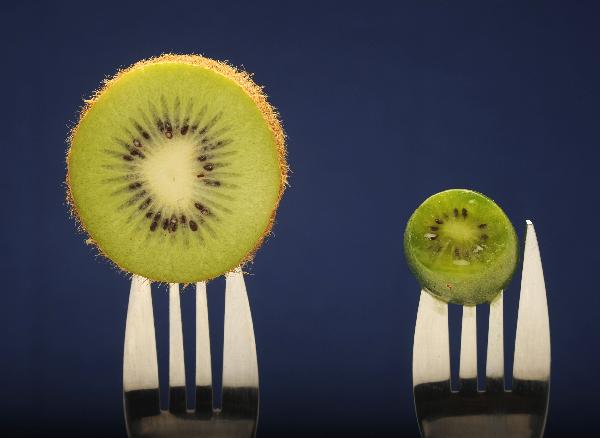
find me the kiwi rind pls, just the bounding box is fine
[404,189,518,305]
[66,53,288,283]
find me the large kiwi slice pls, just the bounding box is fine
[404,189,518,305]
[67,54,287,283]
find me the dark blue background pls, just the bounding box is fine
[2,1,598,436]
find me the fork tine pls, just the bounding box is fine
[168,283,187,413]
[513,220,551,383]
[458,305,478,393]
[485,292,505,392]
[195,281,213,417]
[123,276,160,420]
[221,268,259,417]
[413,290,451,391]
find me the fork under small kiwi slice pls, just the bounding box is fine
[404,189,518,305]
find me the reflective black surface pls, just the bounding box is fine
[414,380,549,437]
[124,387,259,438]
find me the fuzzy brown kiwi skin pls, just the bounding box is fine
[403,189,520,306]
[65,53,289,284]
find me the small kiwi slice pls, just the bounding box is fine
[404,189,518,305]
[67,54,287,283]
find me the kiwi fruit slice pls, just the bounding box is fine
[404,189,518,305]
[67,54,287,283]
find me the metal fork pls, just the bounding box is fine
[123,267,259,438]
[413,220,550,438]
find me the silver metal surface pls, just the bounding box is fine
[123,267,259,438]
[413,220,550,438]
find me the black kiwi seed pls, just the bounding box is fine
[139,197,152,210]
[123,155,133,161]
[481,234,489,241]
[194,202,210,215]
[435,218,444,224]
[189,220,198,231]
[145,211,153,218]
[203,164,214,171]
[133,139,142,148]
[169,215,178,232]
[462,208,468,218]
[150,221,158,231]
[203,179,221,187]
[129,182,142,190]
[180,214,187,224]
[453,208,458,217]
[162,218,169,230]
[198,155,207,161]
[181,124,189,135]
[479,223,487,229]
[165,121,173,138]
[430,226,439,231]
[130,149,145,159]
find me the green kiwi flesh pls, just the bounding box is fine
[67,55,286,283]
[404,189,518,305]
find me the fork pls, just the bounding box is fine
[413,220,550,438]
[123,267,259,438]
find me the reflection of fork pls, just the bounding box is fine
[123,267,259,438]
[413,220,550,438]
